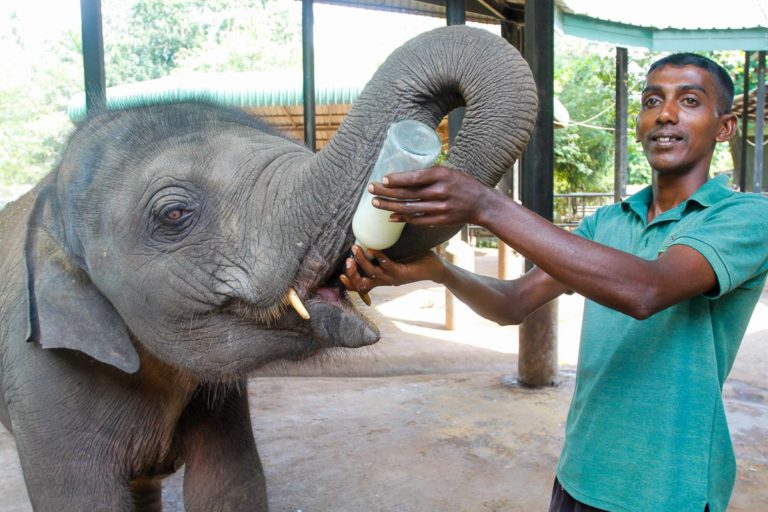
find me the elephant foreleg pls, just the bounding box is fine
[180,381,268,512]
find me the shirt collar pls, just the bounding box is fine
[685,173,734,207]
[621,174,734,222]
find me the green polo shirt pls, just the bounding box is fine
[557,175,768,512]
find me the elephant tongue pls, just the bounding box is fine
[306,291,380,348]
[316,286,342,304]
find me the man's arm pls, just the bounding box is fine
[345,245,568,326]
[439,263,569,325]
[371,167,717,319]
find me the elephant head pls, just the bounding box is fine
[23,26,536,382]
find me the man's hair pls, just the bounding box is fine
[647,53,734,114]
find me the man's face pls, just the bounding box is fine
[636,64,735,176]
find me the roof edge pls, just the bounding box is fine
[557,10,768,51]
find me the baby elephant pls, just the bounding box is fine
[0,26,536,511]
[0,102,380,511]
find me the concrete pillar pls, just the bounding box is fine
[518,300,559,386]
[519,0,558,387]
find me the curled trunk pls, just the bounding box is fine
[304,25,538,261]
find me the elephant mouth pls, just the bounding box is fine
[288,249,380,350]
[303,276,380,349]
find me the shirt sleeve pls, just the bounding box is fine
[573,208,599,241]
[668,194,768,298]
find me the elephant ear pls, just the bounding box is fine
[24,187,140,374]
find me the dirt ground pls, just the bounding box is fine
[1,248,766,511]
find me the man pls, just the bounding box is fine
[342,53,768,511]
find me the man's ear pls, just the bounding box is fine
[716,113,738,143]
[24,187,140,374]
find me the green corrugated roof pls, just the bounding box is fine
[67,71,365,121]
[557,12,768,51]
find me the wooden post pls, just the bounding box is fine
[301,0,316,152]
[80,0,106,113]
[740,51,751,192]
[754,51,766,193]
[447,0,468,242]
[498,241,508,279]
[614,47,628,203]
[444,237,474,331]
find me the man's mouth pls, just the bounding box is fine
[651,134,684,146]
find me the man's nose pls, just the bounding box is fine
[657,101,678,124]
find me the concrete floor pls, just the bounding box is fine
[1,248,767,511]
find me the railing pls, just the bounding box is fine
[457,192,619,247]
[553,192,615,229]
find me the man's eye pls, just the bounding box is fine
[643,97,660,107]
[682,97,699,106]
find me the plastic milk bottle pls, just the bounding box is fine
[352,120,442,253]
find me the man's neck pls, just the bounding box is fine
[648,169,709,223]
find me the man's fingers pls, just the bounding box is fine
[351,246,379,277]
[368,182,425,201]
[380,167,438,187]
[372,197,429,215]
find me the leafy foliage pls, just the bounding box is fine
[104,0,207,85]
[103,0,302,85]
[553,37,739,196]
[0,2,746,196]
[1,0,302,188]
[554,38,652,192]
[0,16,82,186]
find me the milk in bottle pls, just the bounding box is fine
[352,120,442,252]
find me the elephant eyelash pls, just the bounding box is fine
[226,299,286,325]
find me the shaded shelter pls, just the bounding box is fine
[75,0,768,386]
[733,85,768,192]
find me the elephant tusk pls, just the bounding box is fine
[358,291,372,307]
[287,288,310,320]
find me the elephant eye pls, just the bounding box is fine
[147,185,200,244]
[162,206,192,224]
[150,202,198,243]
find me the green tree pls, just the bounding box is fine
[1,0,302,188]
[103,0,302,84]
[554,39,617,194]
[174,1,301,72]
[104,0,207,85]
[554,38,740,199]
[0,13,82,186]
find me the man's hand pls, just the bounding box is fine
[368,166,494,227]
[341,245,445,295]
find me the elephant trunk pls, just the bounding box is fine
[301,25,537,264]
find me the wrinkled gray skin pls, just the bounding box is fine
[0,26,536,511]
